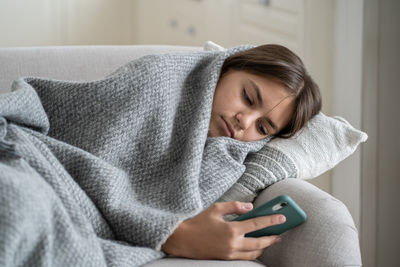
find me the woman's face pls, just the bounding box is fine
[208,70,295,142]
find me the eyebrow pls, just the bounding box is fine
[248,78,279,132]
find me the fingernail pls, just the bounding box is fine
[275,236,282,242]
[243,203,253,210]
[278,215,286,223]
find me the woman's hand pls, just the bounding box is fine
[161,201,286,260]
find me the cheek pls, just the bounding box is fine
[214,87,242,112]
[241,129,263,142]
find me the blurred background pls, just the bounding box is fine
[0,0,398,266]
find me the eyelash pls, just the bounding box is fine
[243,89,252,105]
[258,123,267,135]
[243,88,268,136]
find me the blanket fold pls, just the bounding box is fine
[0,45,269,266]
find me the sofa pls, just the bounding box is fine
[0,45,362,267]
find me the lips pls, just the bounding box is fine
[221,116,233,138]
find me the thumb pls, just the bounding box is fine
[210,201,254,217]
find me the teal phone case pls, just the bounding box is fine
[232,195,307,237]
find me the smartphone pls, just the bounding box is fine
[232,195,307,237]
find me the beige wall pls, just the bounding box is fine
[374,1,400,266]
[0,0,135,47]
[0,0,59,47]
[360,0,400,266]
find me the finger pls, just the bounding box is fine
[237,235,282,251]
[224,249,265,261]
[234,214,286,235]
[209,201,253,217]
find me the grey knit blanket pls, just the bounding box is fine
[0,46,269,266]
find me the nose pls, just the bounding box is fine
[235,112,258,131]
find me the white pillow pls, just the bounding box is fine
[203,40,226,51]
[220,112,368,206]
[267,112,368,179]
[204,41,368,203]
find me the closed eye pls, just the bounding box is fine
[243,89,252,105]
[258,121,268,135]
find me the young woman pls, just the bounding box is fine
[0,44,321,266]
[162,44,321,260]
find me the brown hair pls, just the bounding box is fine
[220,44,322,139]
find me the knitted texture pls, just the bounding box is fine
[218,146,297,221]
[0,46,269,267]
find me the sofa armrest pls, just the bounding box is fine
[254,178,362,267]
[143,257,265,267]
